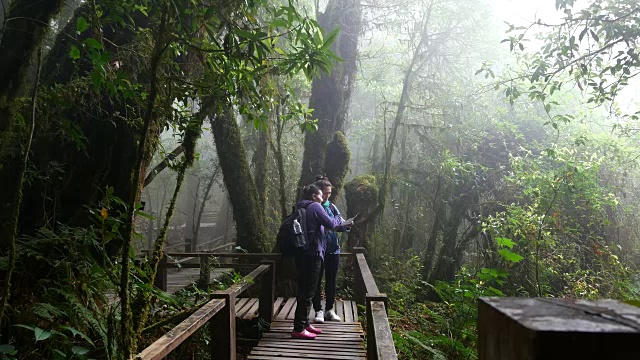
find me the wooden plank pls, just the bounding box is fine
[248,357,364,360]
[259,336,364,344]
[277,298,296,320]
[267,327,363,334]
[135,298,225,360]
[261,332,363,340]
[343,300,353,323]
[336,300,344,321]
[237,298,257,319]
[244,298,260,319]
[235,298,249,316]
[286,300,297,320]
[273,297,284,314]
[351,301,358,322]
[255,344,365,353]
[257,341,364,351]
[370,300,397,360]
[255,343,365,353]
[249,350,365,360]
[165,252,282,259]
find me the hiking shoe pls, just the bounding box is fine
[326,309,341,322]
[314,310,324,323]
[305,324,322,334]
[291,329,317,339]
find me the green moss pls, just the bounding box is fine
[323,131,350,199]
[344,174,378,213]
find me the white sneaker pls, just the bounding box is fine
[314,310,324,323]
[326,309,341,322]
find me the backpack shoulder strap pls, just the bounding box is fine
[298,207,309,243]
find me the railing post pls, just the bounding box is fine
[353,247,367,305]
[259,260,275,332]
[185,238,193,252]
[366,293,388,360]
[210,292,236,360]
[154,254,168,292]
[198,254,210,289]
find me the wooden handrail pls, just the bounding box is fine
[369,300,398,360]
[353,247,398,360]
[135,298,226,360]
[136,261,275,360]
[356,252,380,295]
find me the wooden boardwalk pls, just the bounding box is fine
[244,298,365,360]
[165,268,233,293]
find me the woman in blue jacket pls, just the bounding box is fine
[291,184,344,339]
[312,178,347,323]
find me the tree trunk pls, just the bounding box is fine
[297,0,361,190]
[254,128,269,208]
[0,0,63,250]
[210,110,268,253]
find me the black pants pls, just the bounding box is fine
[293,252,323,332]
[313,253,340,312]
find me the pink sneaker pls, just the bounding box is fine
[305,324,322,334]
[291,329,317,339]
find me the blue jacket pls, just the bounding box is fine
[296,200,343,260]
[323,202,344,255]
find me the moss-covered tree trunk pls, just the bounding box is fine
[254,128,269,208]
[0,0,63,249]
[297,0,361,189]
[323,131,350,200]
[14,5,156,246]
[344,175,378,249]
[210,110,269,253]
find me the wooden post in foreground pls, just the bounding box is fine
[259,260,275,332]
[210,292,236,360]
[478,297,640,360]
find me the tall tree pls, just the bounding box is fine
[297,0,361,189]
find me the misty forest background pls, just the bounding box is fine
[2,0,640,358]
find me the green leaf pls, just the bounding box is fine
[496,237,515,249]
[0,344,16,355]
[233,29,260,41]
[71,346,90,355]
[498,249,524,263]
[84,38,102,50]
[69,45,81,60]
[34,327,52,341]
[76,16,88,34]
[61,325,95,346]
[321,28,340,51]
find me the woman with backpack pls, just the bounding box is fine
[291,184,345,339]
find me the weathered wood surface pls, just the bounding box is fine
[135,298,225,360]
[479,297,640,360]
[369,301,397,360]
[247,319,366,360]
[165,267,232,293]
[355,253,380,295]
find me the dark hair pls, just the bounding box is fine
[315,174,329,181]
[302,184,322,200]
[314,179,332,190]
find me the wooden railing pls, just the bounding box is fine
[136,249,398,359]
[353,247,398,360]
[135,260,275,360]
